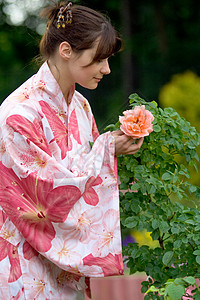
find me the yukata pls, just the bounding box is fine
[0,62,124,299]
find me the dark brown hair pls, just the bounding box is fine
[39,1,122,63]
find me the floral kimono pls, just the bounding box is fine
[0,62,124,299]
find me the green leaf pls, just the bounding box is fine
[159,220,170,233]
[151,100,158,108]
[183,276,196,285]
[174,278,184,285]
[131,248,141,259]
[193,250,200,256]
[124,217,138,229]
[119,183,129,190]
[162,172,172,180]
[141,285,149,293]
[153,124,161,132]
[89,141,94,148]
[162,251,174,265]
[166,283,185,300]
[194,294,200,300]
[131,183,140,191]
[189,185,197,193]
[152,219,159,229]
[146,286,159,293]
[173,240,182,249]
[196,256,200,265]
[151,229,160,240]
[185,219,195,225]
[104,124,116,131]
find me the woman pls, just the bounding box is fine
[0,2,143,299]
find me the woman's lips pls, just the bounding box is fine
[94,77,102,82]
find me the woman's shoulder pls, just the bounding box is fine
[0,75,38,122]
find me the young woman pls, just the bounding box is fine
[0,2,143,299]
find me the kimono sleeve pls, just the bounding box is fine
[0,112,124,278]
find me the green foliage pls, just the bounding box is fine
[0,24,39,102]
[159,71,200,132]
[114,94,200,299]
[159,71,200,187]
[146,277,200,300]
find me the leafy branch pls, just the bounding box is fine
[113,93,200,299]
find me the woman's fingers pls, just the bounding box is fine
[111,131,144,155]
[125,137,144,154]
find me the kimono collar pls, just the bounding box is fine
[34,61,75,106]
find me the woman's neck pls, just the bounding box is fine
[47,58,74,104]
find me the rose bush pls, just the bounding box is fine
[106,93,200,300]
[119,105,154,139]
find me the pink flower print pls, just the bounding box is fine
[0,125,14,168]
[0,137,14,168]
[11,289,24,300]
[0,237,10,264]
[21,87,33,102]
[6,115,52,156]
[54,269,85,297]
[83,253,124,277]
[56,107,67,123]
[60,201,103,243]
[14,86,33,103]
[39,100,68,159]
[0,162,82,252]
[0,238,22,282]
[81,98,90,118]
[17,142,61,179]
[68,109,82,151]
[23,257,51,299]
[69,263,104,277]
[48,237,81,266]
[7,243,22,282]
[37,80,46,91]
[82,176,103,206]
[8,136,61,179]
[0,218,22,246]
[92,116,99,142]
[0,271,11,299]
[23,241,39,260]
[0,208,7,231]
[55,269,86,294]
[90,209,121,257]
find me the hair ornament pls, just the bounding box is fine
[56,2,72,29]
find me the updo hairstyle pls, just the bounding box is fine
[39,1,122,63]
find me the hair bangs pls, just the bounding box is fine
[92,23,122,63]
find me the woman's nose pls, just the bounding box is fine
[101,59,111,75]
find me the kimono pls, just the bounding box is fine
[0,62,124,299]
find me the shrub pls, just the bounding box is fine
[108,93,200,299]
[159,71,200,186]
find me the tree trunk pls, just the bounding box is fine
[120,0,139,102]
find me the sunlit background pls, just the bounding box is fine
[1,0,46,31]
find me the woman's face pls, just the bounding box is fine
[68,39,111,89]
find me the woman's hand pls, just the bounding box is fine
[111,130,144,156]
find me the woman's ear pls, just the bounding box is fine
[59,42,72,60]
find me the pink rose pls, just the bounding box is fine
[119,105,154,139]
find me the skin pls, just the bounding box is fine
[48,39,144,156]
